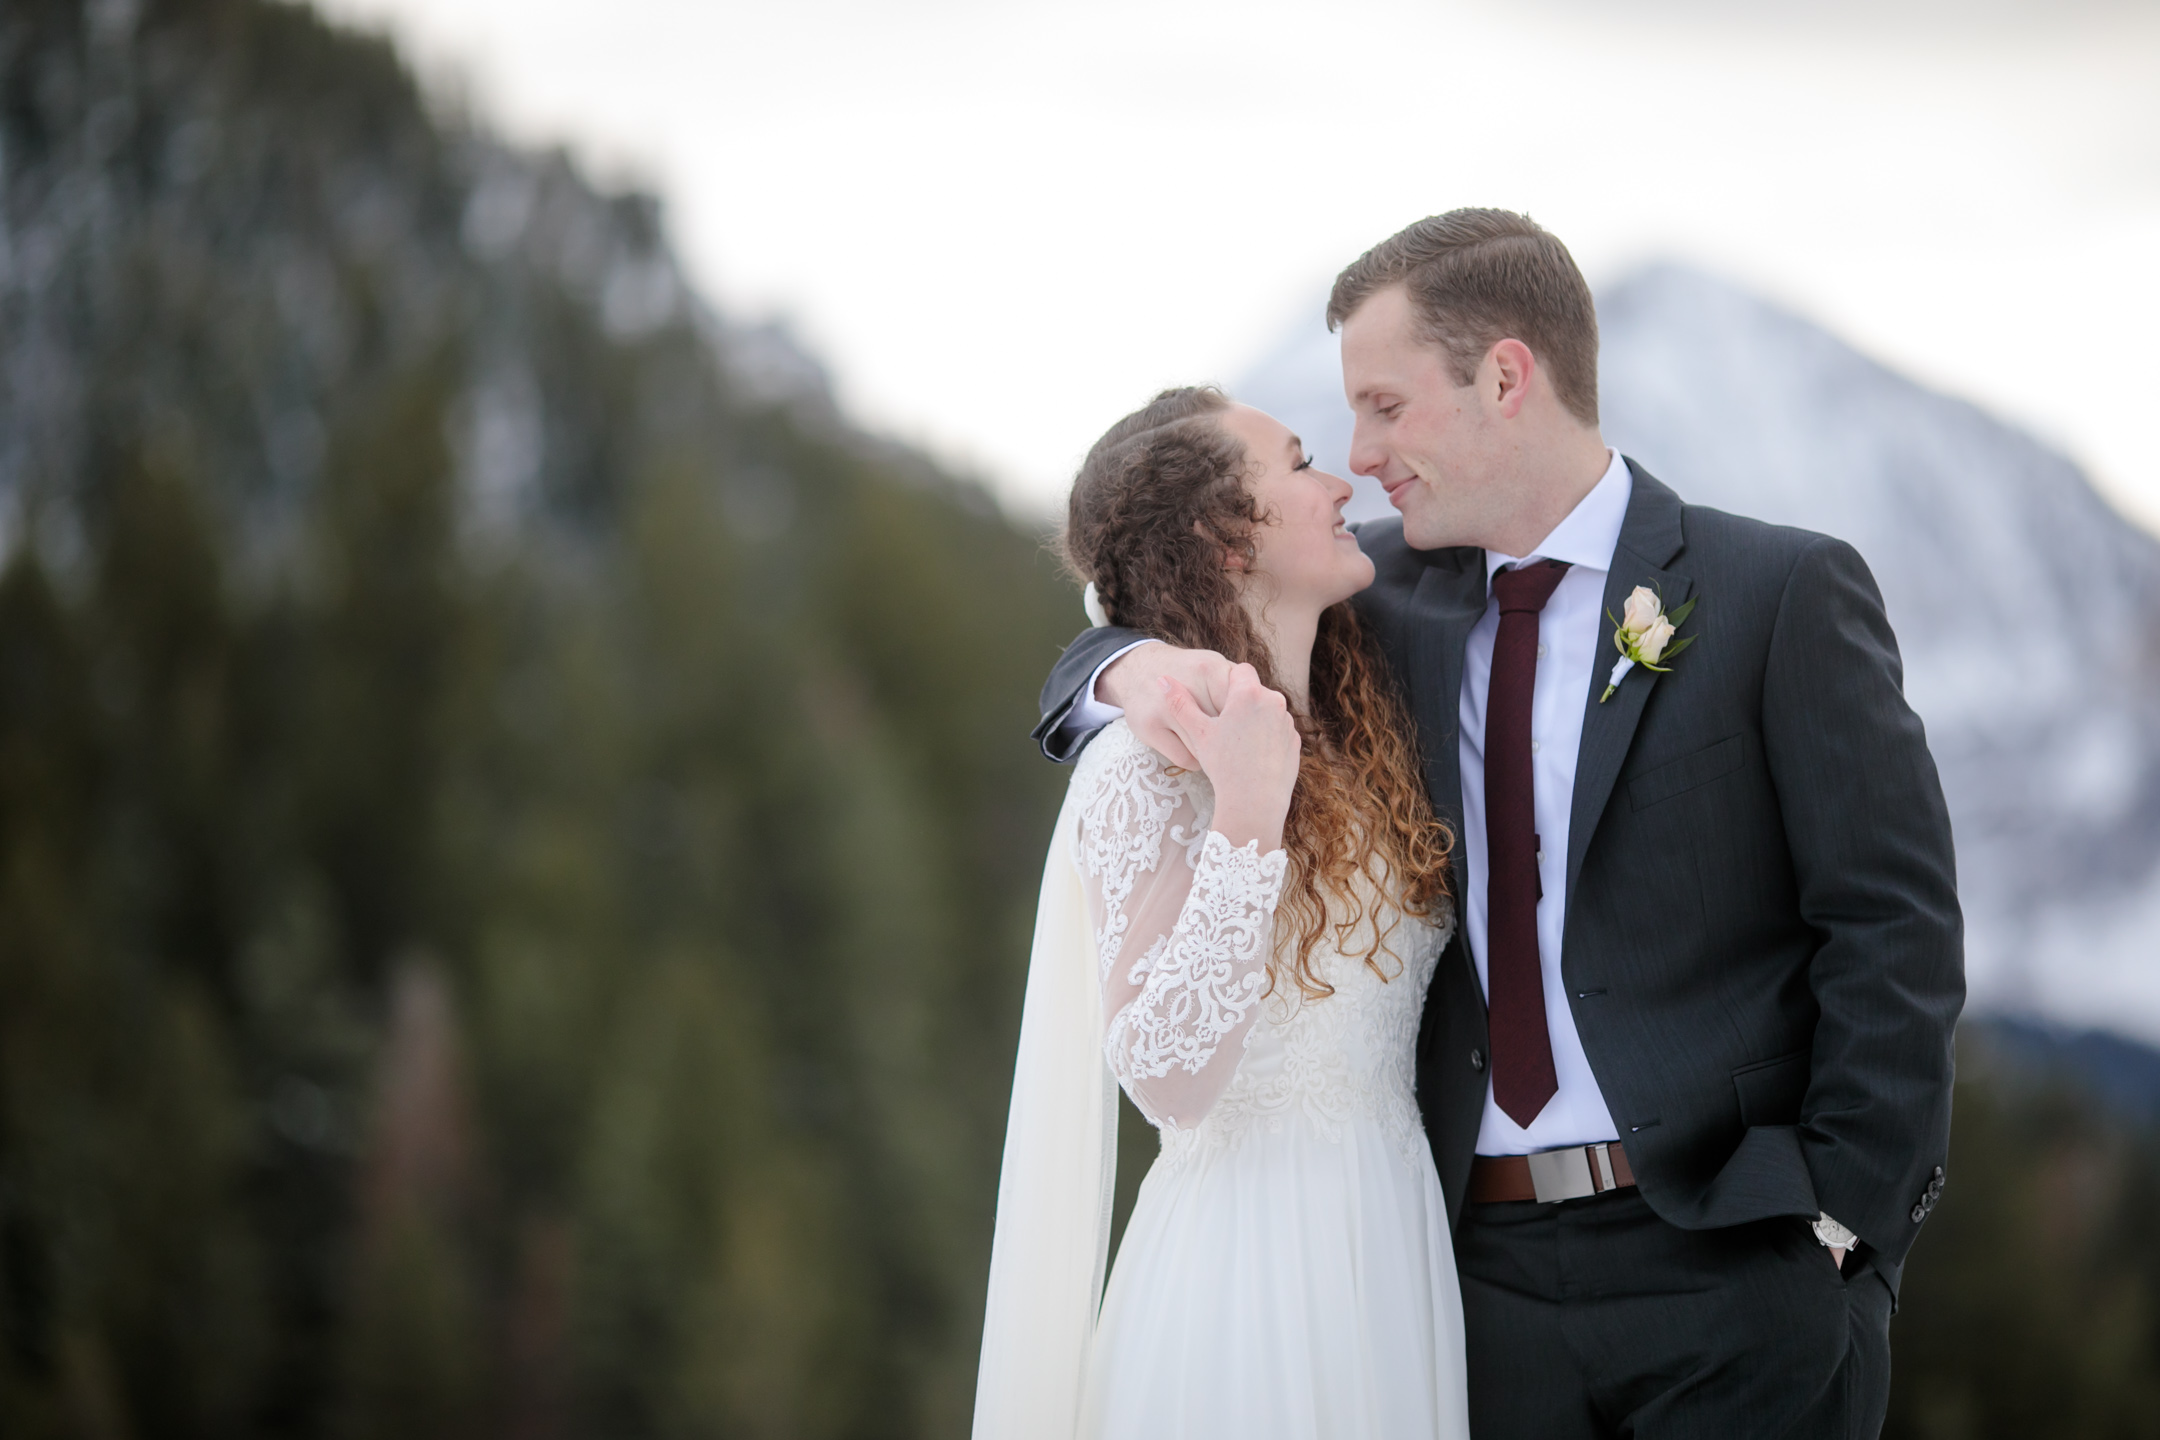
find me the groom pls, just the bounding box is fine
[1033,210,1962,1438]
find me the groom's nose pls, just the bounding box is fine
[1347,418,1386,478]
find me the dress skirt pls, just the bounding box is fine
[1079,1108,1470,1440]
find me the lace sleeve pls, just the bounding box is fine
[1070,724,1288,1129]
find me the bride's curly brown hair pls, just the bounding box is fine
[1062,386,1453,1000]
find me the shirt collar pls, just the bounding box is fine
[1484,448,1634,584]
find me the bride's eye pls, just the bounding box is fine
[1294,454,1314,472]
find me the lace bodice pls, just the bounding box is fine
[1070,722,1453,1168]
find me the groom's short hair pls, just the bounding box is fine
[1327,209,1599,426]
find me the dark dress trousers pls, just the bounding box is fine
[1034,463,1964,1438]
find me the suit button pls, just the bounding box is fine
[1470,1049,1486,1072]
[1911,1204,1926,1224]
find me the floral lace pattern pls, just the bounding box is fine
[1158,895,1445,1175]
[1071,724,1202,983]
[1072,724,1285,1128]
[1105,830,1285,1089]
[1070,721,1453,1162]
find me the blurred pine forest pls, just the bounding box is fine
[0,0,1076,1434]
[2,1,2160,1437]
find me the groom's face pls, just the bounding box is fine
[1339,285,1510,551]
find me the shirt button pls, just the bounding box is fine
[1537,643,1547,658]
[1530,739,1542,754]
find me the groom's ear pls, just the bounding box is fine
[1486,339,1537,419]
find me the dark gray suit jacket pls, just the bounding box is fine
[1034,463,1963,1291]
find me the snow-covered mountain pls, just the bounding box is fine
[1240,264,2160,1040]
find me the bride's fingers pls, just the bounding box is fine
[1160,676,1211,739]
[1157,676,1210,768]
[1194,655,1237,716]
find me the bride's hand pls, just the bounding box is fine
[1160,664,1300,853]
[1098,642,1235,770]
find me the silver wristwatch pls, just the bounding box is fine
[1811,1212,1858,1250]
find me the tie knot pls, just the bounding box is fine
[1492,558,1571,615]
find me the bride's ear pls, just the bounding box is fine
[1197,520,1247,572]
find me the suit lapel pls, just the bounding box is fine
[1407,550,1488,827]
[1564,464,1690,916]
[1406,550,1489,1001]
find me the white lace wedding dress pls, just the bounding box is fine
[1070,721,1470,1440]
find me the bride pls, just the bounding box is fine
[973,387,1470,1439]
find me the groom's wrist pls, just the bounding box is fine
[1811,1212,1859,1254]
[1063,640,1156,734]
[1091,639,1160,711]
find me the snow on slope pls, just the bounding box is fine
[1239,264,2160,1039]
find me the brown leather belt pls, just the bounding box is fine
[1469,1142,1636,1204]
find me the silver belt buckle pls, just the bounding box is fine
[1527,1143,1617,1204]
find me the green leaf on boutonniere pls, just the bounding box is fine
[1658,634,1696,663]
[1666,597,1699,628]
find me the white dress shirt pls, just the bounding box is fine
[1462,448,1632,1155]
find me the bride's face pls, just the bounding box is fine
[1218,404,1374,612]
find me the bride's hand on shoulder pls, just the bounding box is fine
[1160,664,1299,853]
[1099,642,1234,770]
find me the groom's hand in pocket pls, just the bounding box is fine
[1098,643,1235,770]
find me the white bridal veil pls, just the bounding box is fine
[970,781,1117,1440]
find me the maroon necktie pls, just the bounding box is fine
[1486,559,1570,1128]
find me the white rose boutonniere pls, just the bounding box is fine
[1601,584,1698,702]
[1620,586,1662,634]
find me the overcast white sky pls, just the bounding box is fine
[318,0,2160,530]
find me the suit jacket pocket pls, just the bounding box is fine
[1733,1048,1810,1127]
[1629,734,1743,811]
